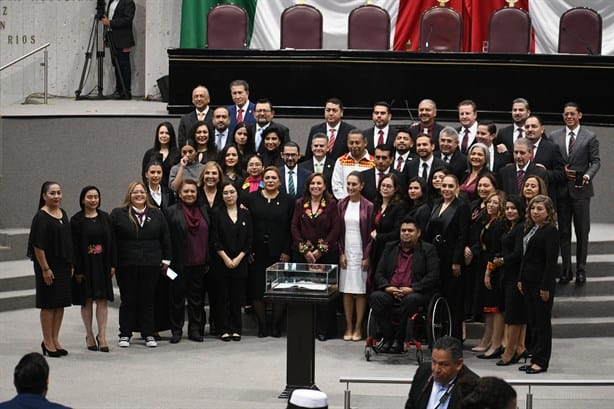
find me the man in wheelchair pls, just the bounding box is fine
[369,216,440,353]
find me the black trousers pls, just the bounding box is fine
[116,265,159,338]
[215,274,246,334]
[369,290,429,341]
[557,195,591,275]
[112,48,131,94]
[169,264,206,337]
[524,282,553,369]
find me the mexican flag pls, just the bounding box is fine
[180,0,614,55]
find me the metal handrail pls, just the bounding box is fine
[0,43,51,104]
[339,376,614,409]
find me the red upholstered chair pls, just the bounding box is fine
[419,6,462,52]
[348,4,391,50]
[280,4,323,49]
[558,7,602,55]
[488,7,531,53]
[206,4,248,49]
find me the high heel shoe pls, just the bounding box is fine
[87,335,98,351]
[41,342,61,358]
[96,335,109,353]
[515,350,529,363]
[477,346,504,359]
[471,344,490,353]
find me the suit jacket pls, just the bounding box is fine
[409,122,445,151]
[337,196,374,259]
[364,125,398,154]
[434,150,467,182]
[250,121,291,153]
[0,393,71,409]
[291,197,340,253]
[361,167,405,203]
[177,109,213,147]
[228,101,256,130]
[146,184,173,215]
[405,363,479,409]
[374,240,440,294]
[496,124,515,153]
[426,197,470,267]
[166,202,211,272]
[497,162,548,196]
[550,126,600,199]
[298,156,335,191]
[211,207,253,278]
[532,138,567,197]
[304,121,357,162]
[491,148,513,174]
[110,207,172,267]
[519,223,559,292]
[278,165,310,199]
[404,157,447,196]
[106,0,135,49]
[370,201,407,269]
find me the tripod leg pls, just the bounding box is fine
[75,17,99,99]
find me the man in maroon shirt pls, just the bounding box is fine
[369,216,440,353]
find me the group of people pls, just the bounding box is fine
[27,80,599,379]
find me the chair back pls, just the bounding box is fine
[419,6,462,52]
[348,5,391,50]
[206,4,248,49]
[558,7,602,55]
[488,7,531,53]
[280,4,323,49]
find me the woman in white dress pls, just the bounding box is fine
[338,171,374,341]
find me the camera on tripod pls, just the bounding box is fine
[95,0,106,20]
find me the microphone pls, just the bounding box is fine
[424,24,434,51]
[561,26,595,55]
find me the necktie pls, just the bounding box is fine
[396,156,404,172]
[377,129,384,146]
[236,108,243,123]
[135,210,145,226]
[255,128,263,151]
[516,169,525,192]
[461,128,470,153]
[517,128,524,139]
[377,172,385,187]
[288,170,295,196]
[443,155,450,164]
[197,111,204,121]
[568,131,576,155]
[421,163,428,180]
[217,132,224,149]
[328,128,336,151]
[315,162,323,173]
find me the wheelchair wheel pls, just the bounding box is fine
[366,309,380,342]
[426,294,452,348]
[365,347,372,361]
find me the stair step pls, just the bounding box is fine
[552,317,614,338]
[0,289,35,312]
[0,229,29,262]
[554,296,614,318]
[555,278,614,297]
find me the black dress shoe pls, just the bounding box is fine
[575,272,586,285]
[518,364,531,371]
[316,334,328,342]
[220,333,231,342]
[57,348,69,356]
[170,333,182,344]
[477,346,504,359]
[189,334,204,342]
[231,333,241,341]
[558,274,571,284]
[525,365,547,374]
[390,339,403,354]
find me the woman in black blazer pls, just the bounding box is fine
[518,194,559,374]
[406,176,431,232]
[141,122,179,190]
[144,160,174,214]
[425,174,470,341]
[110,181,171,348]
[166,179,210,343]
[370,174,407,277]
[211,182,253,341]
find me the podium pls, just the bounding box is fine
[264,262,339,398]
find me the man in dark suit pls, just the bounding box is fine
[497,138,547,196]
[405,336,479,409]
[178,85,213,147]
[525,115,566,205]
[364,101,396,154]
[304,98,356,162]
[409,99,444,151]
[434,127,467,182]
[361,144,403,203]
[227,79,256,130]
[279,142,310,199]
[369,217,440,353]
[550,103,601,285]
[404,134,446,196]
[101,0,135,100]
[0,353,71,409]
[393,127,417,173]
[249,99,290,154]
[457,99,479,155]
[299,133,335,190]
[496,97,531,153]
[212,106,232,151]
[476,121,512,175]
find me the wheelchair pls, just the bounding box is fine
[364,292,451,363]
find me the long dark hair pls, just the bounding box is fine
[78,185,101,210]
[218,143,246,177]
[153,122,177,151]
[38,181,60,209]
[190,120,217,155]
[303,173,332,203]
